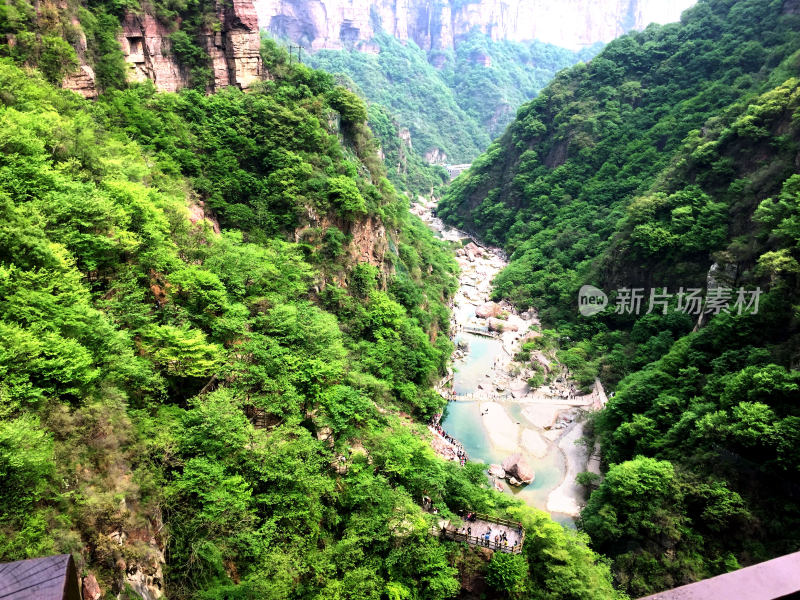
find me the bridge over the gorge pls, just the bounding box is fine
[445,164,471,180]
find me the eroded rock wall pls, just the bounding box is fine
[217,0,264,89]
[257,0,697,52]
[63,0,263,97]
[119,12,187,92]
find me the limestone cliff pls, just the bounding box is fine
[257,0,696,52]
[117,12,187,92]
[64,0,263,97]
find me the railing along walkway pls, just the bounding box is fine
[460,326,498,338]
[429,512,524,554]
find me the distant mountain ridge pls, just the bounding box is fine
[256,0,697,52]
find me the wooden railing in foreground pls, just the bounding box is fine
[429,512,525,554]
[430,526,523,554]
[471,512,522,529]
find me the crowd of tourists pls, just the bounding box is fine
[457,521,519,550]
[430,413,468,466]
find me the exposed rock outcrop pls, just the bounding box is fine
[62,64,98,99]
[501,452,535,484]
[126,561,164,600]
[60,16,98,98]
[476,301,501,319]
[63,0,263,98]
[531,350,552,373]
[396,127,412,174]
[257,0,696,52]
[119,12,187,92]
[216,0,263,89]
[488,464,506,478]
[424,147,447,165]
[82,573,102,600]
[116,524,166,600]
[349,215,388,269]
[295,209,390,280]
[488,317,517,332]
[119,0,262,92]
[187,199,222,234]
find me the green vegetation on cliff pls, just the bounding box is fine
[0,17,621,600]
[434,32,601,140]
[311,32,488,163]
[308,32,597,164]
[439,0,800,595]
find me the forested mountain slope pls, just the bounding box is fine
[0,4,622,598]
[265,0,694,191]
[439,0,800,595]
[309,32,598,164]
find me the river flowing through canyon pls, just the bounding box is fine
[412,198,605,526]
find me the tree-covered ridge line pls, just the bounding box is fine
[308,31,599,165]
[439,0,800,595]
[0,19,624,599]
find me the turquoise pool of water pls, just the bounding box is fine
[452,333,504,395]
[441,401,504,465]
[443,338,575,522]
[442,400,568,515]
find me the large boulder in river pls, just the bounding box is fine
[488,317,518,332]
[464,242,484,259]
[488,464,506,479]
[501,453,535,484]
[476,302,501,319]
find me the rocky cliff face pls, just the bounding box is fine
[118,12,187,92]
[63,0,263,97]
[256,0,696,51]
